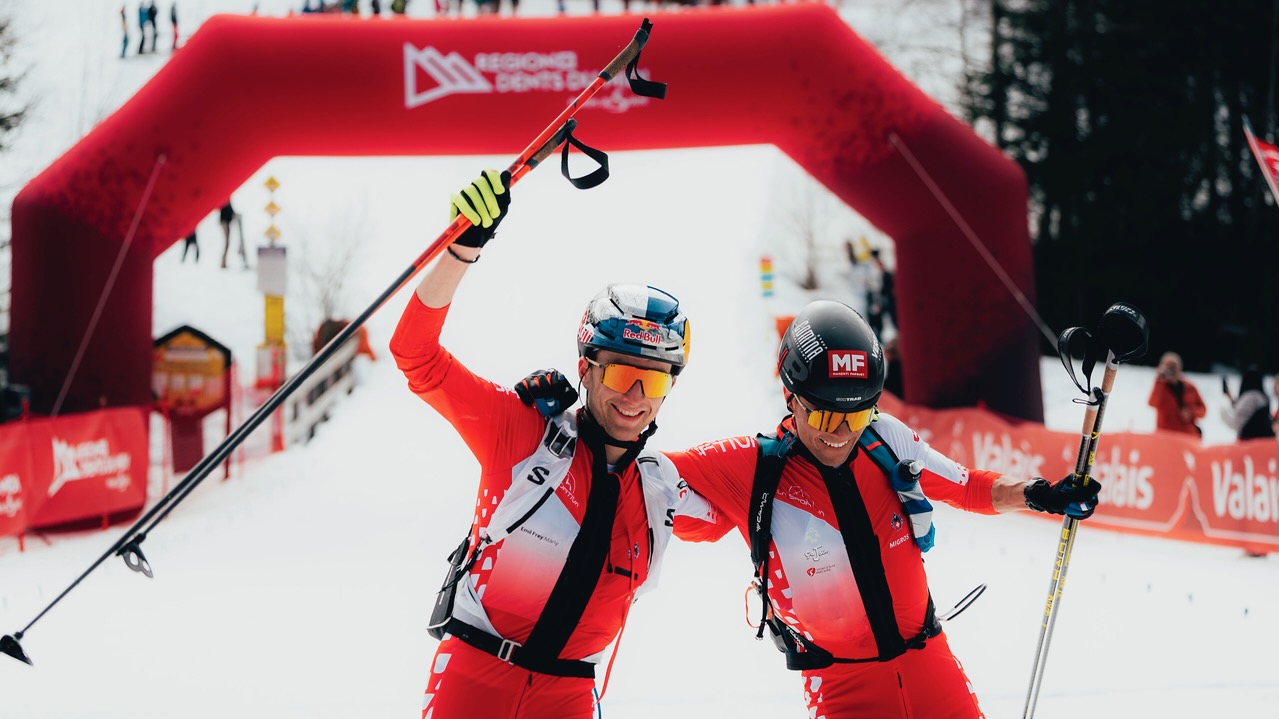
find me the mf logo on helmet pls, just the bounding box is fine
[828,350,868,378]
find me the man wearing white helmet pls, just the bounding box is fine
[389,170,727,719]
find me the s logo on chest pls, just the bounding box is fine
[527,465,550,485]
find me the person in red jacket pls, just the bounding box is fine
[1147,351,1206,437]
[661,301,1102,719]
[390,169,727,719]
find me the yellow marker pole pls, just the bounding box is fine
[257,176,287,404]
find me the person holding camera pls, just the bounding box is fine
[1147,351,1206,437]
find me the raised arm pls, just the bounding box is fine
[415,169,510,309]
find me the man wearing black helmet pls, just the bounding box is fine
[662,300,1102,719]
[389,170,727,719]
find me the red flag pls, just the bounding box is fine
[1243,116,1279,205]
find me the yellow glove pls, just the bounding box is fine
[451,169,511,248]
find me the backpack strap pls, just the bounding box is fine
[747,424,942,669]
[749,431,794,640]
[858,425,935,552]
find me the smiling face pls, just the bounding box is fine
[578,349,674,450]
[788,392,863,468]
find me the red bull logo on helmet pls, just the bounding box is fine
[622,320,663,346]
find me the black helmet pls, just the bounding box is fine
[776,300,884,412]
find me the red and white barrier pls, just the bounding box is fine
[880,394,1279,555]
[0,407,148,537]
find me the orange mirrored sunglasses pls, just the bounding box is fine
[793,395,876,433]
[587,358,675,399]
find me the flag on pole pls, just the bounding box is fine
[1243,116,1279,205]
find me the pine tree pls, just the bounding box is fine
[0,15,26,152]
[964,0,1279,372]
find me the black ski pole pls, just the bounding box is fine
[1,18,666,668]
[1022,302,1148,718]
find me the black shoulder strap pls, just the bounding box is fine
[749,425,940,668]
[749,432,793,568]
[749,432,793,640]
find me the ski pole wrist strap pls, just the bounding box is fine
[560,124,610,190]
[447,246,479,264]
[624,20,667,100]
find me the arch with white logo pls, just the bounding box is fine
[9,5,1041,421]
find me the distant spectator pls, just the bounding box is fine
[371,0,382,13]
[137,3,148,54]
[169,3,178,51]
[883,335,904,399]
[119,6,130,58]
[147,2,159,51]
[313,318,378,361]
[181,229,199,264]
[218,200,248,270]
[1147,351,1205,437]
[866,248,896,339]
[1273,375,1279,436]
[391,0,409,13]
[845,237,880,318]
[1222,367,1276,441]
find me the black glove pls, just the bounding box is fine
[451,169,512,249]
[1024,476,1101,519]
[514,368,578,417]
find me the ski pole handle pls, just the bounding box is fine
[409,20,655,272]
[1024,351,1118,718]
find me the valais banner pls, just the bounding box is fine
[0,408,148,535]
[880,395,1279,555]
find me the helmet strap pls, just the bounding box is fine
[577,410,656,469]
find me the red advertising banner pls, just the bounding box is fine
[0,407,148,535]
[880,395,1279,554]
[0,421,33,537]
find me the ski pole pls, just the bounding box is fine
[0,18,666,668]
[1022,303,1148,718]
[938,583,987,623]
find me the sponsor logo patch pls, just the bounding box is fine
[49,437,133,497]
[828,350,868,378]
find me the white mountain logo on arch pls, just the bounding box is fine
[403,45,649,113]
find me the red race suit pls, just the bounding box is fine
[391,296,727,719]
[667,413,999,719]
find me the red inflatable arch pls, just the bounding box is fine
[10,4,1042,421]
